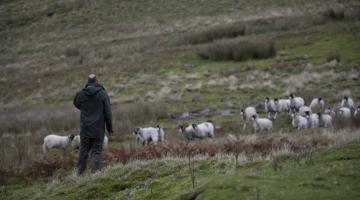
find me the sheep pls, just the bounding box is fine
[354,106,360,117]
[289,94,305,112]
[240,107,257,130]
[299,106,312,117]
[317,113,333,128]
[291,112,308,129]
[251,115,272,133]
[305,113,320,128]
[324,107,336,118]
[179,122,214,141]
[264,97,277,119]
[71,135,109,150]
[340,96,355,110]
[274,98,291,115]
[338,107,351,119]
[133,126,165,145]
[43,134,75,153]
[309,97,325,112]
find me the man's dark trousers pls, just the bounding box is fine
[77,137,103,175]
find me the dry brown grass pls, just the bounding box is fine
[3,128,360,185]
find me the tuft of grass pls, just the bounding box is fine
[182,23,246,45]
[326,49,341,62]
[198,38,275,61]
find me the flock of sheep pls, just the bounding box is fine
[42,94,359,152]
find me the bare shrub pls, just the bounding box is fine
[324,8,345,21]
[326,49,341,62]
[182,23,246,45]
[198,38,275,61]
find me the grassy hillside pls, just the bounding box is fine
[1,0,360,199]
[3,140,360,200]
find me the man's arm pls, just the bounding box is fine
[102,90,113,135]
[73,91,82,109]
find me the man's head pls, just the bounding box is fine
[88,74,97,83]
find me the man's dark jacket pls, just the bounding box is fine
[73,83,113,139]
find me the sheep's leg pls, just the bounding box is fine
[243,123,247,130]
[274,112,278,119]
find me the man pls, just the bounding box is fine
[73,74,113,175]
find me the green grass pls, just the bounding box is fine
[3,141,360,200]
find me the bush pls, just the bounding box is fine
[326,49,340,62]
[324,8,345,21]
[182,23,246,45]
[198,38,276,61]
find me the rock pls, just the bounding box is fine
[192,95,201,102]
[179,112,191,119]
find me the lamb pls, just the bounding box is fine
[324,107,336,117]
[179,121,214,141]
[291,112,308,129]
[289,94,305,111]
[71,135,109,150]
[299,106,312,117]
[340,96,355,110]
[317,113,333,128]
[251,115,272,133]
[338,107,351,119]
[354,106,360,117]
[309,97,325,112]
[264,97,277,119]
[240,107,257,130]
[305,113,320,128]
[133,126,165,145]
[274,98,291,115]
[43,134,75,153]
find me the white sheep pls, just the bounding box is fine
[305,113,320,128]
[133,126,165,145]
[241,107,257,130]
[324,107,336,118]
[179,122,214,141]
[251,115,272,133]
[338,107,351,119]
[291,112,308,129]
[299,106,312,117]
[340,96,355,110]
[71,135,109,150]
[43,134,75,153]
[289,94,305,111]
[265,97,277,119]
[354,106,360,117]
[274,98,290,115]
[317,113,333,128]
[309,97,325,112]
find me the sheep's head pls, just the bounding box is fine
[69,134,75,141]
[289,93,294,99]
[343,96,348,101]
[265,97,270,102]
[274,98,279,104]
[304,111,311,116]
[318,97,322,101]
[178,124,187,134]
[191,123,198,130]
[251,115,257,121]
[133,128,141,135]
[317,112,322,118]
